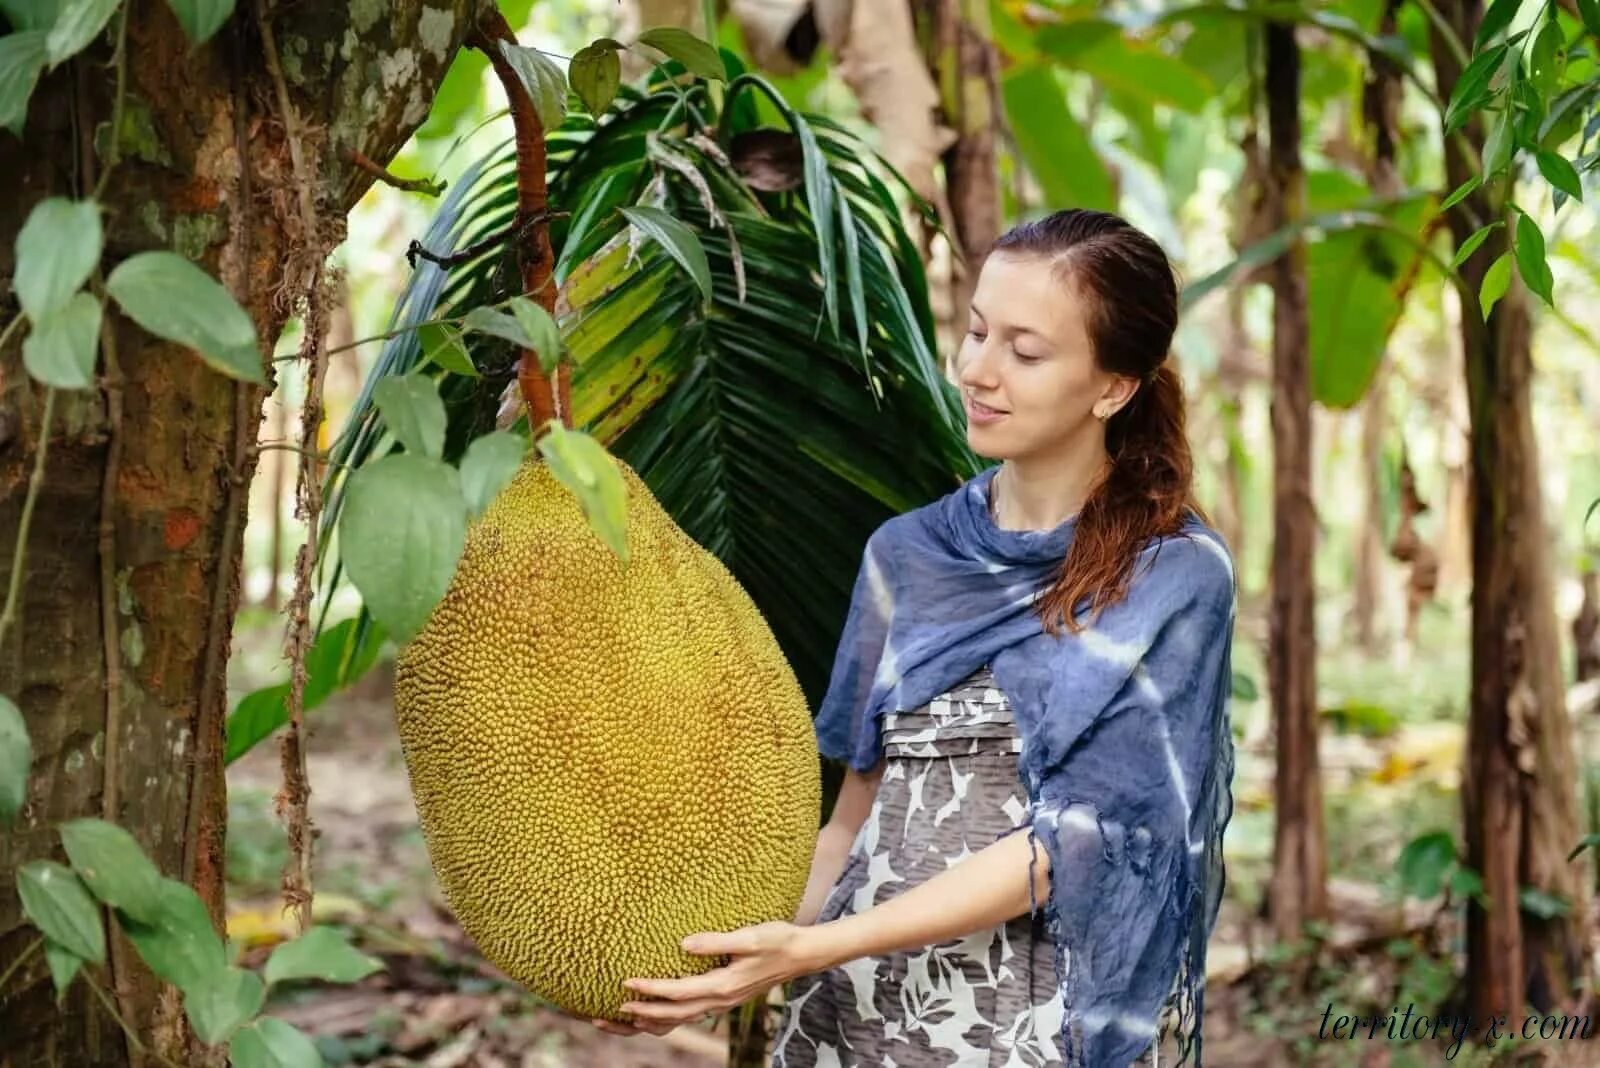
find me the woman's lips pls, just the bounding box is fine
[965,396,1008,425]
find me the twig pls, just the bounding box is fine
[81,971,187,1068]
[0,388,56,653]
[343,146,446,197]
[0,938,41,997]
[404,209,569,270]
[92,3,130,201]
[255,0,324,937]
[251,442,351,469]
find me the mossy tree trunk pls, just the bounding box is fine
[1426,0,1590,1028]
[0,3,474,1063]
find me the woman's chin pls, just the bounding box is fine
[964,428,1012,460]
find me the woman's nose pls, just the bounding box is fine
[958,344,997,388]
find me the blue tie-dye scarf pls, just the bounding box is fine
[812,464,1237,1067]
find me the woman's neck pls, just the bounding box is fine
[991,446,1110,533]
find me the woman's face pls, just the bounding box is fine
[954,252,1135,462]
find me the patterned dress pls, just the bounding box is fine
[770,665,1165,1068]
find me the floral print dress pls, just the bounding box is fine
[770,665,1164,1068]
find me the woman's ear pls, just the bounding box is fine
[1096,374,1142,419]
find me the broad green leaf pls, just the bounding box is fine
[535,425,629,562]
[1443,42,1507,133]
[459,432,526,518]
[0,0,63,30]
[1396,831,1456,899]
[1482,110,1514,176]
[1449,867,1487,904]
[497,40,566,134]
[22,291,100,389]
[509,296,562,373]
[264,926,383,988]
[186,966,265,1045]
[1512,210,1553,305]
[462,305,533,348]
[17,861,105,963]
[1519,886,1570,918]
[229,1017,324,1068]
[14,197,102,319]
[105,251,262,383]
[372,373,447,460]
[1439,173,1482,212]
[571,38,622,116]
[0,694,28,825]
[1535,150,1582,202]
[1479,250,1513,320]
[1038,29,1212,113]
[0,31,49,136]
[338,454,467,644]
[619,206,712,305]
[1448,221,1502,271]
[1528,19,1565,95]
[223,617,387,765]
[1579,0,1600,38]
[416,322,476,377]
[1230,672,1259,702]
[165,0,233,45]
[1474,0,1524,48]
[121,877,225,992]
[636,26,725,81]
[45,0,120,66]
[43,940,82,1000]
[59,818,164,923]
[1000,64,1114,212]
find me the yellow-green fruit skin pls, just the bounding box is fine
[393,458,821,1021]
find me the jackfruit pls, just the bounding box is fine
[393,456,821,1021]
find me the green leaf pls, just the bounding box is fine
[1449,866,1487,904]
[164,0,233,45]
[120,877,226,992]
[509,295,563,373]
[0,31,49,136]
[1443,42,1508,133]
[0,694,29,826]
[224,617,387,765]
[416,322,477,377]
[0,1,63,30]
[1000,64,1114,212]
[1482,109,1514,176]
[1528,19,1565,95]
[14,197,102,319]
[1448,221,1502,271]
[229,1017,325,1068]
[497,40,566,134]
[1474,0,1524,49]
[619,206,712,305]
[372,373,447,460]
[1579,0,1600,38]
[186,966,265,1045]
[1038,28,1212,113]
[570,38,622,116]
[1439,173,1482,212]
[17,861,105,963]
[43,940,82,1001]
[1567,832,1600,861]
[535,425,629,562]
[462,305,533,348]
[46,0,121,66]
[1535,150,1582,202]
[338,454,467,644]
[1396,831,1456,899]
[264,926,383,988]
[1479,250,1513,320]
[105,251,262,383]
[59,818,164,923]
[459,432,526,518]
[1230,671,1259,702]
[1512,209,1553,305]
[1518,886,1570,918]
[22,291,101,389]
[636,26,726,81]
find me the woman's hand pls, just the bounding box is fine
[590,921,816,1037]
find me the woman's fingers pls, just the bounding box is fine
[619,996,728,1026]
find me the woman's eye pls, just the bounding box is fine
[1014,350,1041,363]
[966,329,985,341]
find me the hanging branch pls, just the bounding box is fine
[342,146,447,197]
[255,0,330,936]
[468,7,568,431]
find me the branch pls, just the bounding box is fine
[404,209,568,271]
[0,388,56,653]
[343,147,446,197]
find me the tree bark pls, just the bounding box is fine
[1426,0,1591,1028]
[0,3,474,1063]
[1263,19,1328,941]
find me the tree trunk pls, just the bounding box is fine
[1427,0,1591,1028]
[1575,570,1599,684]
[0,4,473,1063]
[1263,19,1328,941]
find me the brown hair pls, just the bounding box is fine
[990,209,1207,635]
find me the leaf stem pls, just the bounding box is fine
[0,388,57,654]
[92,1,131,202]
[0,937,41,996]
[81,969,188,1068]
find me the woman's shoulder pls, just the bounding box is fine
[1129,513,1236,609]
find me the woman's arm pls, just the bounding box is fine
[792,760,884,926]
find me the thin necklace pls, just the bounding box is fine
[989,467,1003,522]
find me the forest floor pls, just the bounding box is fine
[222,604,1600,1068]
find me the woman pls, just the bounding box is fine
[595,209,1237,1067]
